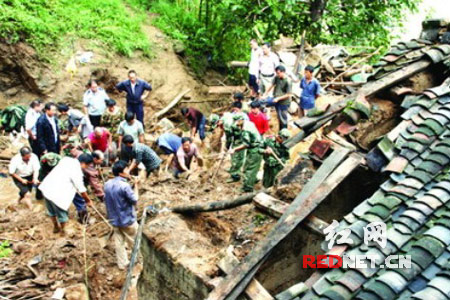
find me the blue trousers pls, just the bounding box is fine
[73,193,86,212]
[126,102,144,124]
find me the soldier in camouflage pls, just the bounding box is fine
[229,114,262,192]
[261,128,291,188]
[101,99,123,142]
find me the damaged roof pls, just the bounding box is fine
[299,20,450,300]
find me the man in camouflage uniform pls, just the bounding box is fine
[261,129,291,188]
[227,114,246,183]
[229,115,262,192]
[101,99,123,143]
[36,152,62,200]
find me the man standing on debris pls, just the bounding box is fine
[229,115,262,192]
[171,137,203,178]
[104,160,140,270]
[9,146,40,209]
[122,135,162,178]
[248,39,262,99]
[259,42,280,96]
[181,107,206,142]
[118,111,145,153]
[248,101,269,135]
[299,65,321,117]
[83,79,109,127]
[116,70,152,124]
[36,102,60,157]
[25,100,43,155]
[261,129,291,188]
[38,155,93,235]
[262,65,292,130]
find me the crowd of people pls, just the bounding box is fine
[8,38,319,270]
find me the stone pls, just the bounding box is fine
[65,283,89,300]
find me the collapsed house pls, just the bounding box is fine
[199,19,450,300]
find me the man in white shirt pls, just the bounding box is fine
[248,39,262,99]
[9,146,40,209]
[259,42,280,96]
[83,79,109,127]
[25,100,43,155]
[39,155,93,235]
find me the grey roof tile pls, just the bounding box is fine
[421,263,441,281]
[353,201,373,217]
[423,225,450,245]
[335,270,366,292]
[354,291,381,300]
[410,246,436,269]
[416,195,445,210]
[407,276,428,293]
[312,276,332,295]
[428,276,450,297]
[321,284,352,300]
[376,270,408,294]
[411,286,448,299]
[363,281,396,300]
[396,216,422,231]
[387,227,412,250]
[408,203,434,216]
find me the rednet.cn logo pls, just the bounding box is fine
[303,220,412,269]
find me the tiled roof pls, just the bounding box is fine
[299,47,450,299]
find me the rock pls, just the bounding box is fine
[173,41,185,54]
[12,242,29,254]
[156,118,175,131]
[5,87,19,96]
[65,283,89,300]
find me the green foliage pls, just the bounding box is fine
[135,0,420,77]
[0,0,151,57]
[0,241,12,258]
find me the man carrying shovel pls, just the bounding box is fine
[261,129,291,188]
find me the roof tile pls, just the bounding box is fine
[363,281,396,300]
[411,286,448,299]
[421,263,441,281]
[322,284,352,300]
[407,276,428,293]
[410,247,436,269]
[376,270,408,293]
[424,226,450,245]
[335,270,366,292]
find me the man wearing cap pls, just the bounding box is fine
[299,65,321,117]
[261,129,291,188]
[229,115,262,192]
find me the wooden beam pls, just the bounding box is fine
[154,89,190,119]
[171,191,264,214]
[218,247,273,300]
[207,149,361,300]
[228,61,248,68]
[253,193,329,236]
[208,86,246,95]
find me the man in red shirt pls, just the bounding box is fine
[85,127,116,165]
[248,101,269,135]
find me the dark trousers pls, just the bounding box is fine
[73,193,86,212]
[28,138,39,156]
[126,102,144,124]
[275,104,289,130]
[89,115,102,128]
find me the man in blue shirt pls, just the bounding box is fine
[299,65,321,117]
[156,131,183,171]
[116,70,152,124]
[104,160,139,269]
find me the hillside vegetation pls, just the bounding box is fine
[0,0,151,58]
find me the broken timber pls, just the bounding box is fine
[208,86,246,95]
[253,193,329,236]
[295,59,433,130]
[218,246,273,300]
[154,89,191,119]
[207,149,363,300]
[171,191,264,214]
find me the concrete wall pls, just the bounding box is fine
[137,236,210,300]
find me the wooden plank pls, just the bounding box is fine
[275,282,308,300]
[208,86,246,94]
[253,193,329,236]
[325,131,357,151]
[154,89,190,119]
[207,149,357,300]
[228,61,249,68]
[218,247,273,300]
